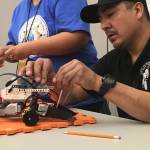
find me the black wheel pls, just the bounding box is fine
[23,110,39,126]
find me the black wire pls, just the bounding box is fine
[24,0,42,42]
[107,37,109,53]
[0,73,34,88]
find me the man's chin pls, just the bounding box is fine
[111,40,123,49]
[112,43,120,49]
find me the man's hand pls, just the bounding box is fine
[0,45,15,67]
[5,43,29,60]
[53,59,101,92]
[0,46,6,67]
[18,58,55,84]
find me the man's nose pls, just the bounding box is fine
[101,18,111,31]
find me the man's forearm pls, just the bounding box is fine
[17,31,89,56]
[105,82,150,122]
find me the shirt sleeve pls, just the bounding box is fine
[54,0,90,33]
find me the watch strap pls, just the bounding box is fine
[82,74,116,98]
[98,74,116,97]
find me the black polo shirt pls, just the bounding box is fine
[92,39,150,119]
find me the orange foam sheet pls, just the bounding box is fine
[0,112,96,135]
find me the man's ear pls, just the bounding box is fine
[134,2,145,19]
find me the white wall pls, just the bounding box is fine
[0,0,111,87]
[87,0,111,58]
[0,0,19,88]
[0,0,19,45]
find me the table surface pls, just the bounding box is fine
[0,108,149,150]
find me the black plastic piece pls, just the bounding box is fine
[46,107,76,120]
[23,110,39,126]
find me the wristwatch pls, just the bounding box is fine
[83,74,116,98]
[98,74,116,97]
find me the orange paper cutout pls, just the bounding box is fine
[0,112,96,135]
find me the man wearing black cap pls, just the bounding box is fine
[24,0,150,122]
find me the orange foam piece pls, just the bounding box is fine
[0,112,96,135]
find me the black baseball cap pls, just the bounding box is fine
[81,0,149,23]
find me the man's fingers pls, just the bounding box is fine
[21,58,54,85]
[59,66,80,89]
[34,59,43,83]
[0,49,5,57]
[0,47,7,63]
[4,48,12,56]
[41,59,54,84]
[54,59,82,89]
[25,61,34,77]
[17,66,26,76]
[56,59,76,75]
[0,58,5,67]
[41,60,49,84]
[0,45,15,66]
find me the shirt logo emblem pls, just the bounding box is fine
[140,62,150,91]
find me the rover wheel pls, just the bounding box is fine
[23,110,39,126]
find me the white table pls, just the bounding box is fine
[0,109,149,150]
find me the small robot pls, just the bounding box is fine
[0,73,76,126]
